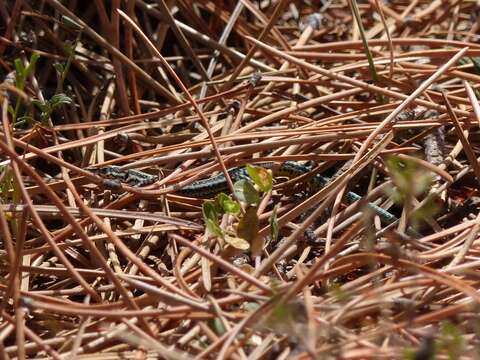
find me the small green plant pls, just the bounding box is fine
[202,165,273,254]
[233,179,260,205]
[31,93,73,124]
[8,52,40,123]
[12,15,82,127]
[386,156,438,227]
[246,164,272,192]
[386,156,432,203]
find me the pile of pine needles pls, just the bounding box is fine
[1,0,480,358]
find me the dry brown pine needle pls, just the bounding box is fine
[1,1,480,359]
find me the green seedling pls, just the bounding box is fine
[202,165,274,253]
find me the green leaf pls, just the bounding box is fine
[412,195,440,223]
[49,93,72,109]
[270,204,279,243]
[237,206,259,244]
[31,99,50,112]
[205,218,223,238]
[215,193,240,214]
[14,59,25,79]
[202,201,218,221]
[24,53,40,78]
[14,59,26,89]
[16,115,35,125]
[15,53,40,89]
[53,63,65,75]
[246,164,272,192]
[386,156,432,203]
[202,201,223,237]
[233,179,260,205]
